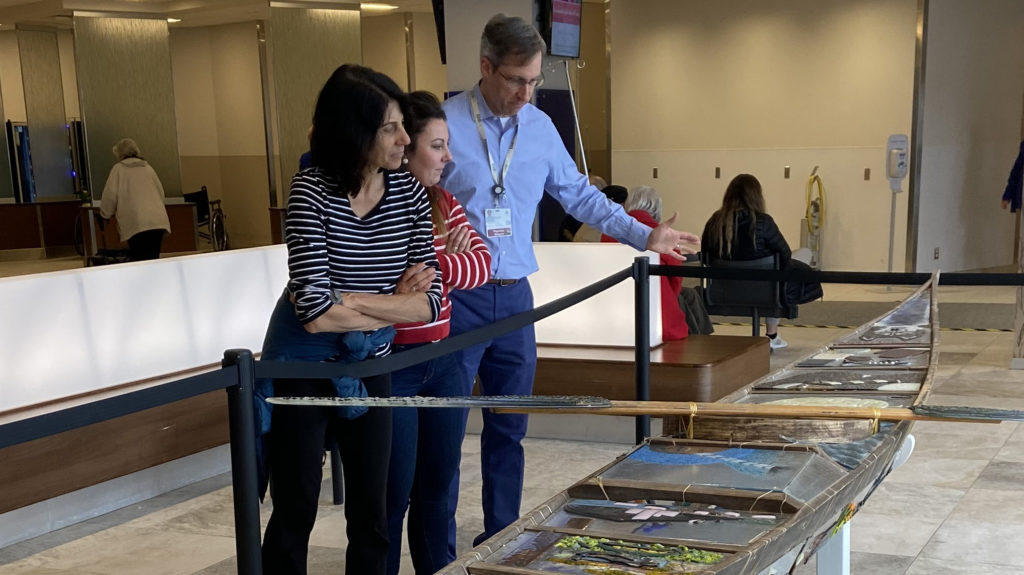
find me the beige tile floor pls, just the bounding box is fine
[1,258,1023,574]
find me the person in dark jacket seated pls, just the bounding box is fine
[701,173,822,349]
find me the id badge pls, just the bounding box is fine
[485,208,512,237]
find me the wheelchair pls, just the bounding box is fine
[183,185,229,251]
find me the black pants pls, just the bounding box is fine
[262,374,392,575]
[127,229,164,261]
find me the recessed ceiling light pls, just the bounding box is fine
[360,3,398,12]
[167,18,182,23]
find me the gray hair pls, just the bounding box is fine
[480,14,546,66]
[112,138,140,160]
[625,185,663,222]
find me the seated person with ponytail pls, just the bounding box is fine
[701,173,822,349]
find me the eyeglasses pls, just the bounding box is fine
[496,68,545,91]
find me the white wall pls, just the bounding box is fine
[362,13,408,91]
[444,0,532,93]
[170,22,270,248]
[411,11,446,98]
[208,23,265,157]
[609,0,917,272]
[915,0,1024,272]
[360,12,447,99]
[170,27,220,158]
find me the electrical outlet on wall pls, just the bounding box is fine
[934,247,940,260]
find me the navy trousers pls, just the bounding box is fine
[386,347,465,575]
[446,280,537,555]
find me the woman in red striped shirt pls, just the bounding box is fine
[386,91,492,575]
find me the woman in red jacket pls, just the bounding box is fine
[602,185,688,340]
[386,91,492,575]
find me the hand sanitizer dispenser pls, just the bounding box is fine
[885,134,910,275]
[886,134,909,192]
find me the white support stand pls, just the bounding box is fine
[813,433,914,575]
[816,522,851,575]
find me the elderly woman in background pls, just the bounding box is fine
[99,138,170,261]
[601,185,689,340]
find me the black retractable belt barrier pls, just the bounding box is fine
[223,349,262,575]
[652,266,1024,286]
[633,257,652,444]
[0,368,233,451]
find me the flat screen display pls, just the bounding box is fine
[547,0,582,58]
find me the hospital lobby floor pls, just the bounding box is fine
[1,282,1023,574]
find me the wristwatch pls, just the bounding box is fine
[329,289,344,306]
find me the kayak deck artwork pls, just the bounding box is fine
[433,275,941,575]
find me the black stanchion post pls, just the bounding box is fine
[223,349,263,575]
[633,256,651,444]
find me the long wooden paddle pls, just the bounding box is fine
[266,396,1020,423]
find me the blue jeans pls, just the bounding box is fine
[386,347,466,575]
[446,280,537,553]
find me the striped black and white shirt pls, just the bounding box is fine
[286,168,442,353]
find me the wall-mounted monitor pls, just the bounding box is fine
[539,0,582,59]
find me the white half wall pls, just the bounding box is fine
[532,243,662,347]
[0,246,287,411]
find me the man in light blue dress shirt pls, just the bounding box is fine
[440,13,700,554]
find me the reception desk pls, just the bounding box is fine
[0,199,81,255]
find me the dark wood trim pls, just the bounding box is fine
[0,391,228,514]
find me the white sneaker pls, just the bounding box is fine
[768,335,788,350]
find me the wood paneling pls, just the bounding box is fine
[0,204,42,249]
[0,391,228,514]
[38,200,80,247]
[270,207,285,244]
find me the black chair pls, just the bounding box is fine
[700,253,798,336]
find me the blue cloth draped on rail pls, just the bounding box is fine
[1002,140,1024,213]
[253,290,395,498]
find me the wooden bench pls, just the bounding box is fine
[533,336,769,402]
